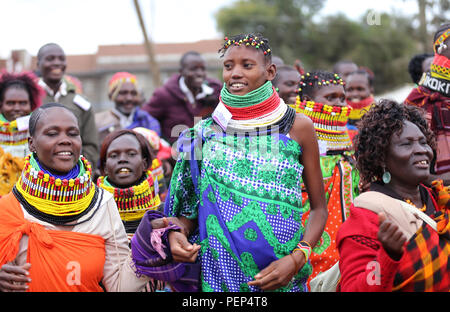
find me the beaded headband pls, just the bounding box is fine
[220,34,272,57]
[434,28,450,53]
[298,72,344,93]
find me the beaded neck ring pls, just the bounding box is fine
[294,100,352,152]
[0,116,29,146]
[13,153,98,224]
[97,170,161,222]
[218,33,272,58]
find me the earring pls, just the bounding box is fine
[382,170,391,184]
[438,43,448,54]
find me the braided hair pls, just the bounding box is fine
[297,70,344,102]
[218,33,272,64]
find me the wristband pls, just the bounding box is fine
[292,240,312,263]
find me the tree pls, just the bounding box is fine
[215,0,422,93]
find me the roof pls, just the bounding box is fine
[4,39,224,75]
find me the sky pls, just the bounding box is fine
[1,0,421,58]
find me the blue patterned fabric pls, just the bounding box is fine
[165,118,311,292]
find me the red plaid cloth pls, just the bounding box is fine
[392,212,450,292]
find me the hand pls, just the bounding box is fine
[377,212,407,261]
[168,231,200,263]
[150,217,169,229]
[0,262,31,292]
[247,252,305,291]
[150,217,190,236]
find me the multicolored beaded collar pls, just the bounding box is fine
[430,54,450,81]
[346,95,375,121]
[0,114,29,147]
[293,99,353,152]
[97,170,161,222]
[14,154,95,218]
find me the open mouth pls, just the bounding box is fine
[117,167,132,174]
[50,68,63,75]
[54,151,73,160]
[229,82,247,92]
[413,159,429,168]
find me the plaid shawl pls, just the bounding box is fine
[393,215,449,291]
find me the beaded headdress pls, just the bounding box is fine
[298,72,344,101]
[219,33,272,58]
[434,28,450,54]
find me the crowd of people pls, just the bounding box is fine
[0,22,448,293]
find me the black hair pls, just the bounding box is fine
[272,65,298,87]
[408,53,434,84]
[218,33,272,64]
[298,70,343,101]
[0,71,42,111]
[180,51,203,68]
[346,69,374,88]
[37,43,63,62]
[354,99,436,185]
[29,102,74,136]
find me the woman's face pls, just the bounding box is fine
[29,107,81,175]
[345,74,371,102]
[384,120,433,187]
[1,87,32,121]
[312,84,346,107]
[222,45,276,96]
[104,134,147,187]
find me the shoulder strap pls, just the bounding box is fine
[354,191,437,233]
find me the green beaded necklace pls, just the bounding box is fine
[220,81,273,108]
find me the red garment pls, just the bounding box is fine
[142,74,221,143]
[337,200,450,292]
[336,206,401,292]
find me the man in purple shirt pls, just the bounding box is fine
[142,51,221,144]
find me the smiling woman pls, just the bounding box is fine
[337,99,450,292]
[0,103,154,292]
[97,129,162,234]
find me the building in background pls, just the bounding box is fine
[0,39,223,112]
